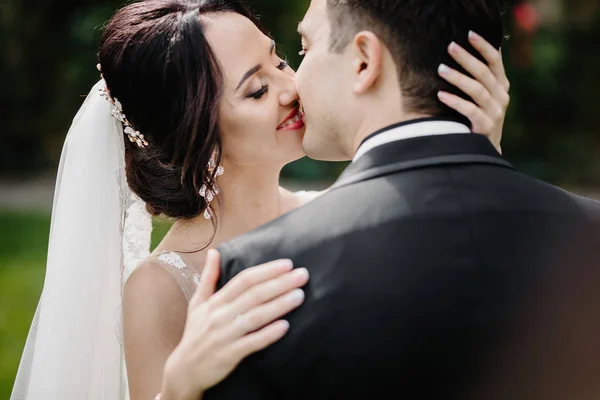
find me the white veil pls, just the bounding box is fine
[10,80,152,399]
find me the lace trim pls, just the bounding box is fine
[122,193,152,282]
[158,252,188,270]
[157,252,202,301]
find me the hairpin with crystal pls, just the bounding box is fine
[97,64,149,148]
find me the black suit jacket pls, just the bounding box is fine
[205,129,600,400]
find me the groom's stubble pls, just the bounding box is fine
[296,0,416,162]
[295,0,356,162]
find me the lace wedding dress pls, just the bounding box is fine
[153,190,322,301]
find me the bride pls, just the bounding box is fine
[11,0,511,399]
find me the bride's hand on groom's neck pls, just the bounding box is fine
[437,31,511,154]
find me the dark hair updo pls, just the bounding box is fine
[98,0,263,219]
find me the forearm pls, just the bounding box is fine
[157,350,203,400]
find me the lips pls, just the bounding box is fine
[277,108,305,130]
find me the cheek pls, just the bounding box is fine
[219,103,279,164]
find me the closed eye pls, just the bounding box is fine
[248,59,288,100]
[248,84,268,100]
[246,52,289,100]
[277,60,289,70]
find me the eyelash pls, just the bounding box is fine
[247,60,289,100]
[249,85,268,99]
[277,59,289,70]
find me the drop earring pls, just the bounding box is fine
[199,159,224,219]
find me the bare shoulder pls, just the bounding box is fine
[122,259,189,399]
[123,258,189,318]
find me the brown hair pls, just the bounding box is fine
[327,0,505,126]
[98,0,263,219]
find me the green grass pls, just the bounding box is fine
[0,211,172,398]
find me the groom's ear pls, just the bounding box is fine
[351,31,383,95]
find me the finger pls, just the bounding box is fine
[468,31,510,91]
[438,63,495,111]
[438,91,502,152]
[226,268,309,319]
[498,49,510,91]
[228,320,290,360]
[447,42,502,100]
[437,91,493,134]
[210,259,294,306]
[228,288,305,339]
[438,91,487,130]
[189,249,221,310]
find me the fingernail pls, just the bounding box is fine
[278,259,294,270]
[279,320,290,330]
[289,289,305,302]
[469,31,480,41]
[437,91,449,101]
[293,268,309,279]
[448,42,459,54]
[438,64,451,76]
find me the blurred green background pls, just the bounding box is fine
[1,0,599,397]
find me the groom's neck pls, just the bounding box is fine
[349,111,432,158]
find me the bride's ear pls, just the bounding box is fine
[351,31,383,95]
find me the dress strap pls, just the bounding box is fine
[156,252,200,302]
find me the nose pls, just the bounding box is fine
[278,70,300,107]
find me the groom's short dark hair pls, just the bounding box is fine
[326,0,505,126]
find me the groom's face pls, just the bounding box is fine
[295,0,352,161]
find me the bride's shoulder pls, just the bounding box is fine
[125,254,184,295]
[124,252,198,308]
[121,255,189,346]
[132,251,202,304]
[122,257,188,324]
[294,190,325,204]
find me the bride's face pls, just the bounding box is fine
[203,12,305,169]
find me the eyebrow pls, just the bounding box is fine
[236,40,276,91]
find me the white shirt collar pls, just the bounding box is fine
[353,119,471,163]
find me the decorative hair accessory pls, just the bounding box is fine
[97,63,149,148]
[199,158,224,219]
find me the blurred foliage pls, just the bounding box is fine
[0,212,47,397]
[0,212,172,398]
[501,3,600,184]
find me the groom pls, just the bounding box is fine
[206,0,600,399]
